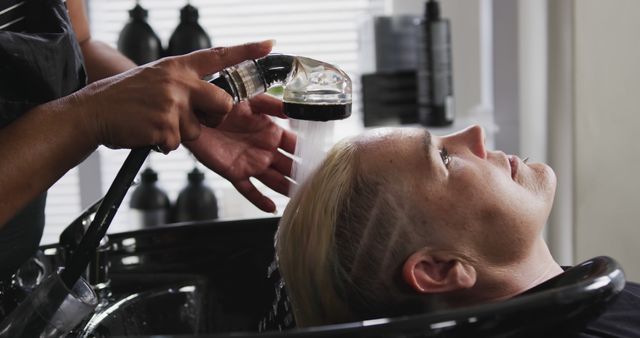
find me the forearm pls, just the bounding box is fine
[0,97,98,226]
[67,0,136,82]
[80,39,136,83]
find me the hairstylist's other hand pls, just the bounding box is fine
[71,40,274,153]
[185,94,296,213]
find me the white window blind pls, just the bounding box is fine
[42,0,384,245]
[43,168,81,245]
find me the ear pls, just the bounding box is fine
[402,248,477,294]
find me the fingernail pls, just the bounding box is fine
[261,39,276,48]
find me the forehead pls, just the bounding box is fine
[356,127,426,148]
[356,127,428,173]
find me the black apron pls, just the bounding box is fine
[0,0,86,279]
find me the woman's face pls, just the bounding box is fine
[357,125,557,265]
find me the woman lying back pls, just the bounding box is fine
[276,125,640,337]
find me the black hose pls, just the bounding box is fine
[60,146,151,289]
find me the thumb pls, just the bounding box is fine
[179,40,275,78]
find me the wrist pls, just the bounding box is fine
[63,90,102,150]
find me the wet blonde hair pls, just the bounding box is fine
[276,138,428,327]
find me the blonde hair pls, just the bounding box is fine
[276,138,427,327]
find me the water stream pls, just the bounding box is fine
[259,119,337,332]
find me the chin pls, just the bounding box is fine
[537,163,557,214]
[530,162,557,194]
[518,163,557,220]
[543,163,557,194]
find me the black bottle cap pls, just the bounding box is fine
[425,0,441,21]
[180,4,199,23]
[187,167,205,184]
[129,4,149,21]
[140,167,158,183]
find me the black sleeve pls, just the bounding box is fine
[577,281,640,338]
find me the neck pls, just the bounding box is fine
[445,237,563,307]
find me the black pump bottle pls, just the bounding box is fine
[117,3,163,65]
[417,0,455,127]
[167,4,212,56]
[129,167,171,227]
[172,167,218,222]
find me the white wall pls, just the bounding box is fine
[574,0,640,280]
[492,0,519,156]
[546,0,575,266]
[518,0,547,168]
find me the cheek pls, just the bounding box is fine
[456,166,542,233]
[464,181,544,263]
[477,212,534,263]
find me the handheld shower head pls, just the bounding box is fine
[209,54,352,121]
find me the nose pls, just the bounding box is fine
[448,125,487,159]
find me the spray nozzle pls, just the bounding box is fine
[209,54,352,121]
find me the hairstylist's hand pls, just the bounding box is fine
[184,94,297,213]
[71,40,274,153]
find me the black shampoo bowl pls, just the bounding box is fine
[76,218,282,336]
[56,217,624,338]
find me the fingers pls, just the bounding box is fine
[249,94,285,118]
[234,179,277,213]
[170,40,278,139]
[156,114,181,154]
[271,151,294,178]
[191,81,234,127]
[180,106,202,142]
[255,168,291,197]
[181,40,275,78]
[138,40,286,147]
[279,129,297,155]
